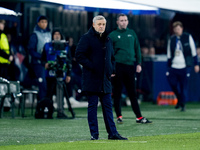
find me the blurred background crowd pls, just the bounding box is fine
[1,0,200,105]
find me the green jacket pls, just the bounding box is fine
[109,28,141,65]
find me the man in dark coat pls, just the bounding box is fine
[75,15,127,140]
[27,16,51,102]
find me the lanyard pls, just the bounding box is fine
[176,37,182,51]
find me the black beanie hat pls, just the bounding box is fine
[52,29,64,40]
[37,15,48,23]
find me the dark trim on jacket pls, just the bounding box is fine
[169,32,195,67]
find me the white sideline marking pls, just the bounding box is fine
[92,141,147,143]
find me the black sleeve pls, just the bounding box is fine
[111,46,116,74]
[41,45,47,66]
[75,35,94,70]
[0,49,10,59]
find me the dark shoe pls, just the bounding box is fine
[57,112,68,119]
[108,134,128,140]
[117,117,123,124]
[136,117,152,124]
[175,105,180,109]
[181,107,185,112]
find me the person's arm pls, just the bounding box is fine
[132,31,142,73]
[110,40,116,77]
[167,39,172,68]
[189,34,199,73]
[0,49,13,62]
[0,49,10,59]
[75,36,94,70]
[27,33,42,59]
[133,31,142,66]
[41,44,48,67]
[189,35,198,65]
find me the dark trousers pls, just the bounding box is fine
[46,77,57,99]
[167,67,191,108]
[32,64,47,102]
[46,77,64,113]
[87,93,118,138]
[112,63,142,118]
[46,77,72,99]
[0,63,9,79]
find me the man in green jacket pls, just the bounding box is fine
[109,13,152,124]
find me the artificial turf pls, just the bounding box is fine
[0,102,200,149]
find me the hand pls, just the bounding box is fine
[136,65,142,73]
[45,63,49,69]
[9,55,13,62]
[194,65,200,73]
[111,74,115,77]
[65,76,71,83]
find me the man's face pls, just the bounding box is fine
[37,19,48,30]
[53,32,61,41]
[173,25,183,36]
[0,23,5,31]
[117,16,128,30]
[93,19,106,34]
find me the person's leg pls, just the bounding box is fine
[167,68,180,107]
[100,93,118,137]
[123,65,142,118]
[32,64,47,102]
[65,80,73,98]
[112,63,123,118]
[178,68,190,110]
[46,77,56,100]
[56,78,65,115]
[100,93,127,140]
[87,93,99,139]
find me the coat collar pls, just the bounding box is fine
[116,27,129,33]
[88,27,108,40]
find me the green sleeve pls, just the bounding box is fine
[132,30,142,65]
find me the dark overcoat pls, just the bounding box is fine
[75,27,115,93]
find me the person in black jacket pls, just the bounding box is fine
[166,21,199,111]
[75,15,127,140]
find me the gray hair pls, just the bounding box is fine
[93,15,106,24]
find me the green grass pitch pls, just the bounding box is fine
[0,102,200,150]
